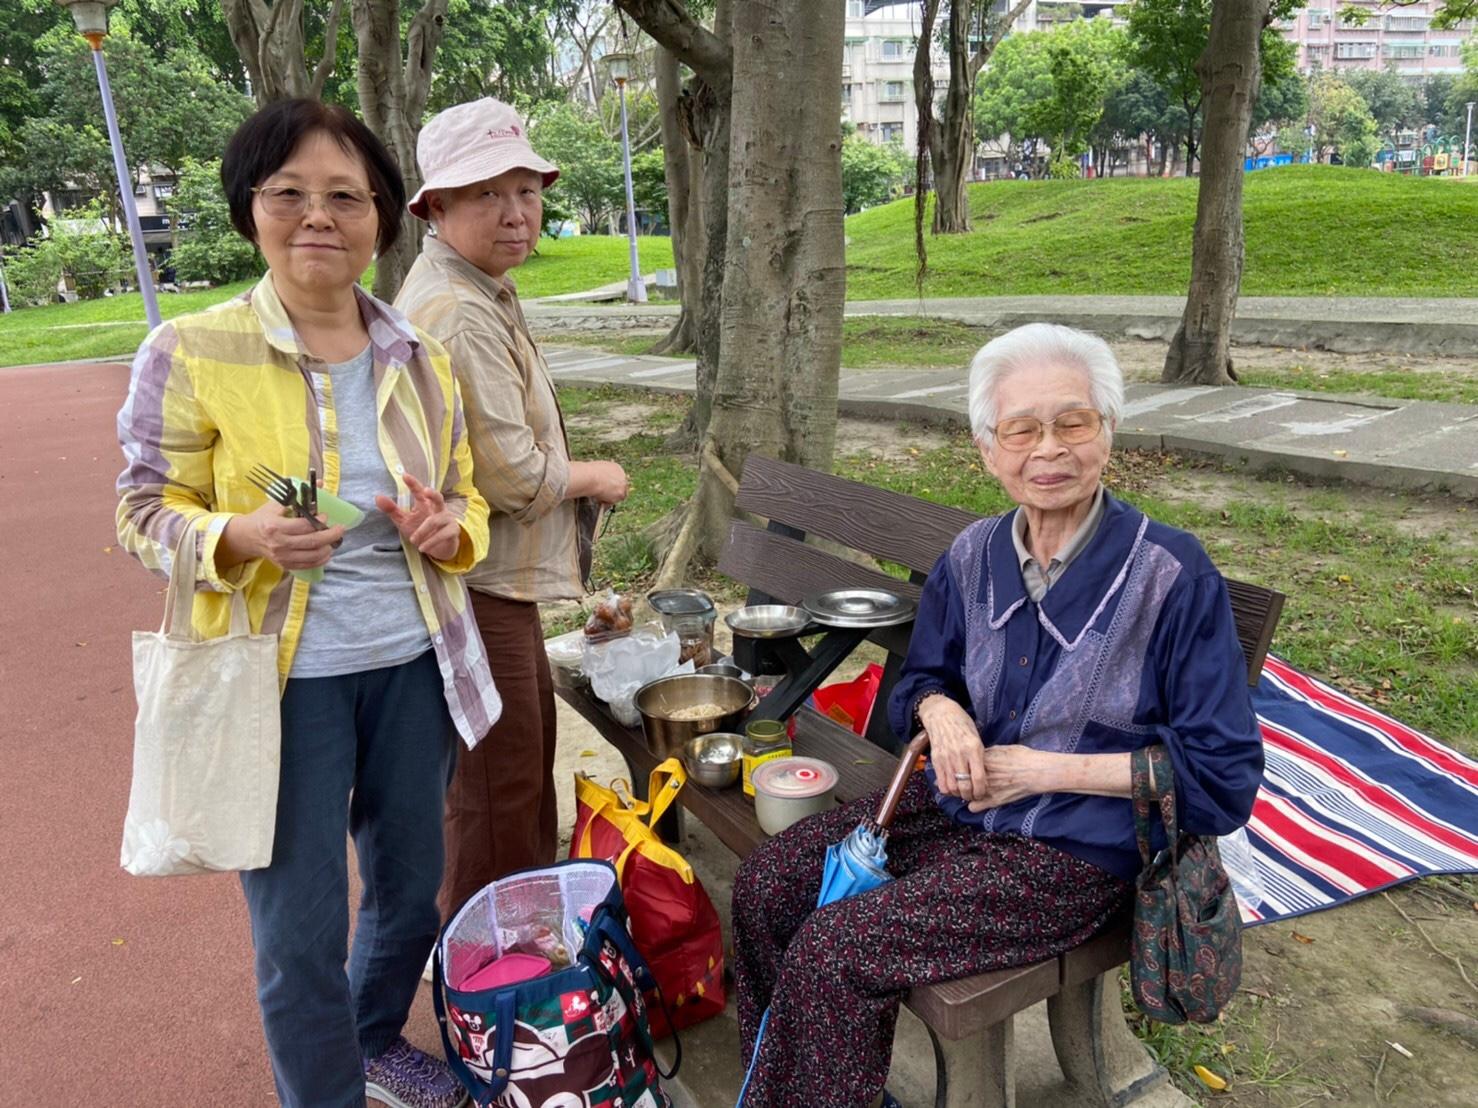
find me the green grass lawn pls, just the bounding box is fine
[0,235,674,369]
[6,167,1474,367]
[846,165,1478,300]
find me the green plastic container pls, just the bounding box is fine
[289,479,366,583]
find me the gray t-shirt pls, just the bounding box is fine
[290,347,433,679]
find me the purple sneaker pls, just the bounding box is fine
[364,1036,468,1108]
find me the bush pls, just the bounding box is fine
[2,243,63,306]
[2,201,129,304]
[165,158,264,285]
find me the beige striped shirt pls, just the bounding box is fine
[395,236,585,602]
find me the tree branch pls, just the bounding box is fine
[310,0,346,99]
[969,0,1031,77]
[614,0,731,94]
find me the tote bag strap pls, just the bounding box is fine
[643,758,687,830]
[432,944,518,1107]
[590,912,682,1081]
[1131,745,1181,866]
[159,522,251,641]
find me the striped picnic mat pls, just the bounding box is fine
[1227,656,1478,926]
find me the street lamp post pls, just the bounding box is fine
[1465,102,1475,179]
[602,50,647,304]
[54,0,161,329]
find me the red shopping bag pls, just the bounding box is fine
[811,663,884,736]
[570,760,725,1037]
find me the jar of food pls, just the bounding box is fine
[751,757,838,835]
[742,719,792,797]
[648,588,717,668]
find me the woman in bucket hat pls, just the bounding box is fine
[396,99,631,924]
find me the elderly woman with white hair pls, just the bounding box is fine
[730,323,1263,1108]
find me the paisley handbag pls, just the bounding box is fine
[1129,744,1243,1024]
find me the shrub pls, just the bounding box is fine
[165,158,264,285]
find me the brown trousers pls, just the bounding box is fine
[438,592,559,920]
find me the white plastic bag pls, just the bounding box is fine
[1217,826,1266,913]
[584,623,687,725]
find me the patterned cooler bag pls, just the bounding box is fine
[433,859,680,1108]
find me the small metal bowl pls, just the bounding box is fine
[725,604,813,639]
[683,732,743,789]
[698,662,745,680]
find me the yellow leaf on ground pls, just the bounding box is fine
[1336,574,1351,583]
[580,750,598,758]
[111,938,125,946]
[1292,931,1315,944]
[1194,1065,1228,1091]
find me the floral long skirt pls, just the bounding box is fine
[732,773,1131,1108]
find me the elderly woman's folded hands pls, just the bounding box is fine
[917,693,991,802]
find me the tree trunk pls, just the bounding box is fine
[1163,0,1269,386]
[618,0,733,447]
[648,45,700,358]
[222,0,344,105]
[351,0,446,300]
[698,0,845,557]
[918,0,1031,235]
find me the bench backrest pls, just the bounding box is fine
[719,454,1285,682]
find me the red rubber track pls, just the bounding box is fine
[0,361,442,1106]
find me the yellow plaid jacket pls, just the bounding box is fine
[116,274,500,747]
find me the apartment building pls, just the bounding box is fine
[1282,1,1471,75]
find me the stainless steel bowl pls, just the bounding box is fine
[698,662,745,681]
[682,732,743,788]
[634,673,754,758]
[724,604,813,639]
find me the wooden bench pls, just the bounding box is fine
[558,454,1285,1108]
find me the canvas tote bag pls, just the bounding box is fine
[120,529,281,876]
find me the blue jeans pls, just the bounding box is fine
[240,651,456,1108]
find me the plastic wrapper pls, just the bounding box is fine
[1217,826,1266,913]
[584,622,690,726]
[583,589,634,643]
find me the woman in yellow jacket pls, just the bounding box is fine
[116,100,495,1108]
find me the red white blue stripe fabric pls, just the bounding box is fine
[1229,656,1478,925]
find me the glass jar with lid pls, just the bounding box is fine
[647,588,717,668]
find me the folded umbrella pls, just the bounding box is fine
[737,733,930,1106]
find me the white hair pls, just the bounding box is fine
[966,322,1124,443]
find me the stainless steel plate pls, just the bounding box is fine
[724,604,814,639]
[802,587,916,628]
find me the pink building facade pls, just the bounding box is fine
[1281,1,1472,76]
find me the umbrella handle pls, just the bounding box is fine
[873,731,930,831]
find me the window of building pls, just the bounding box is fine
[1384,14,1429,31]
[880,122,905,143]
[1383,42,1425,58]
[847,0,864,17]
[882,39,908,60]
[1334,42,1377,59]
[881,80,907,102]
[1307,9,1328,27]
[153,183,176,199]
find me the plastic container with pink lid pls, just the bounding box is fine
[750,756,838,835]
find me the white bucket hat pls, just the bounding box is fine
[407,98,559,221]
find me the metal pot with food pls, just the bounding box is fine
[634,673,755,758]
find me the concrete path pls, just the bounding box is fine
[525,294,1478,356]
[542,346,1478,498]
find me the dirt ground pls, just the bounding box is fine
[558,396,1478,1108]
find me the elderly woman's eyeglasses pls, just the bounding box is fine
[251,186,377,220]
[987,408,1104,451]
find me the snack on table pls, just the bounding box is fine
[584,592,634,641]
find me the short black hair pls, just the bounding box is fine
[221,99,405,258]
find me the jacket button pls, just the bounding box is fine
[1009,710,1017,720]
[1018,656,1028,666]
